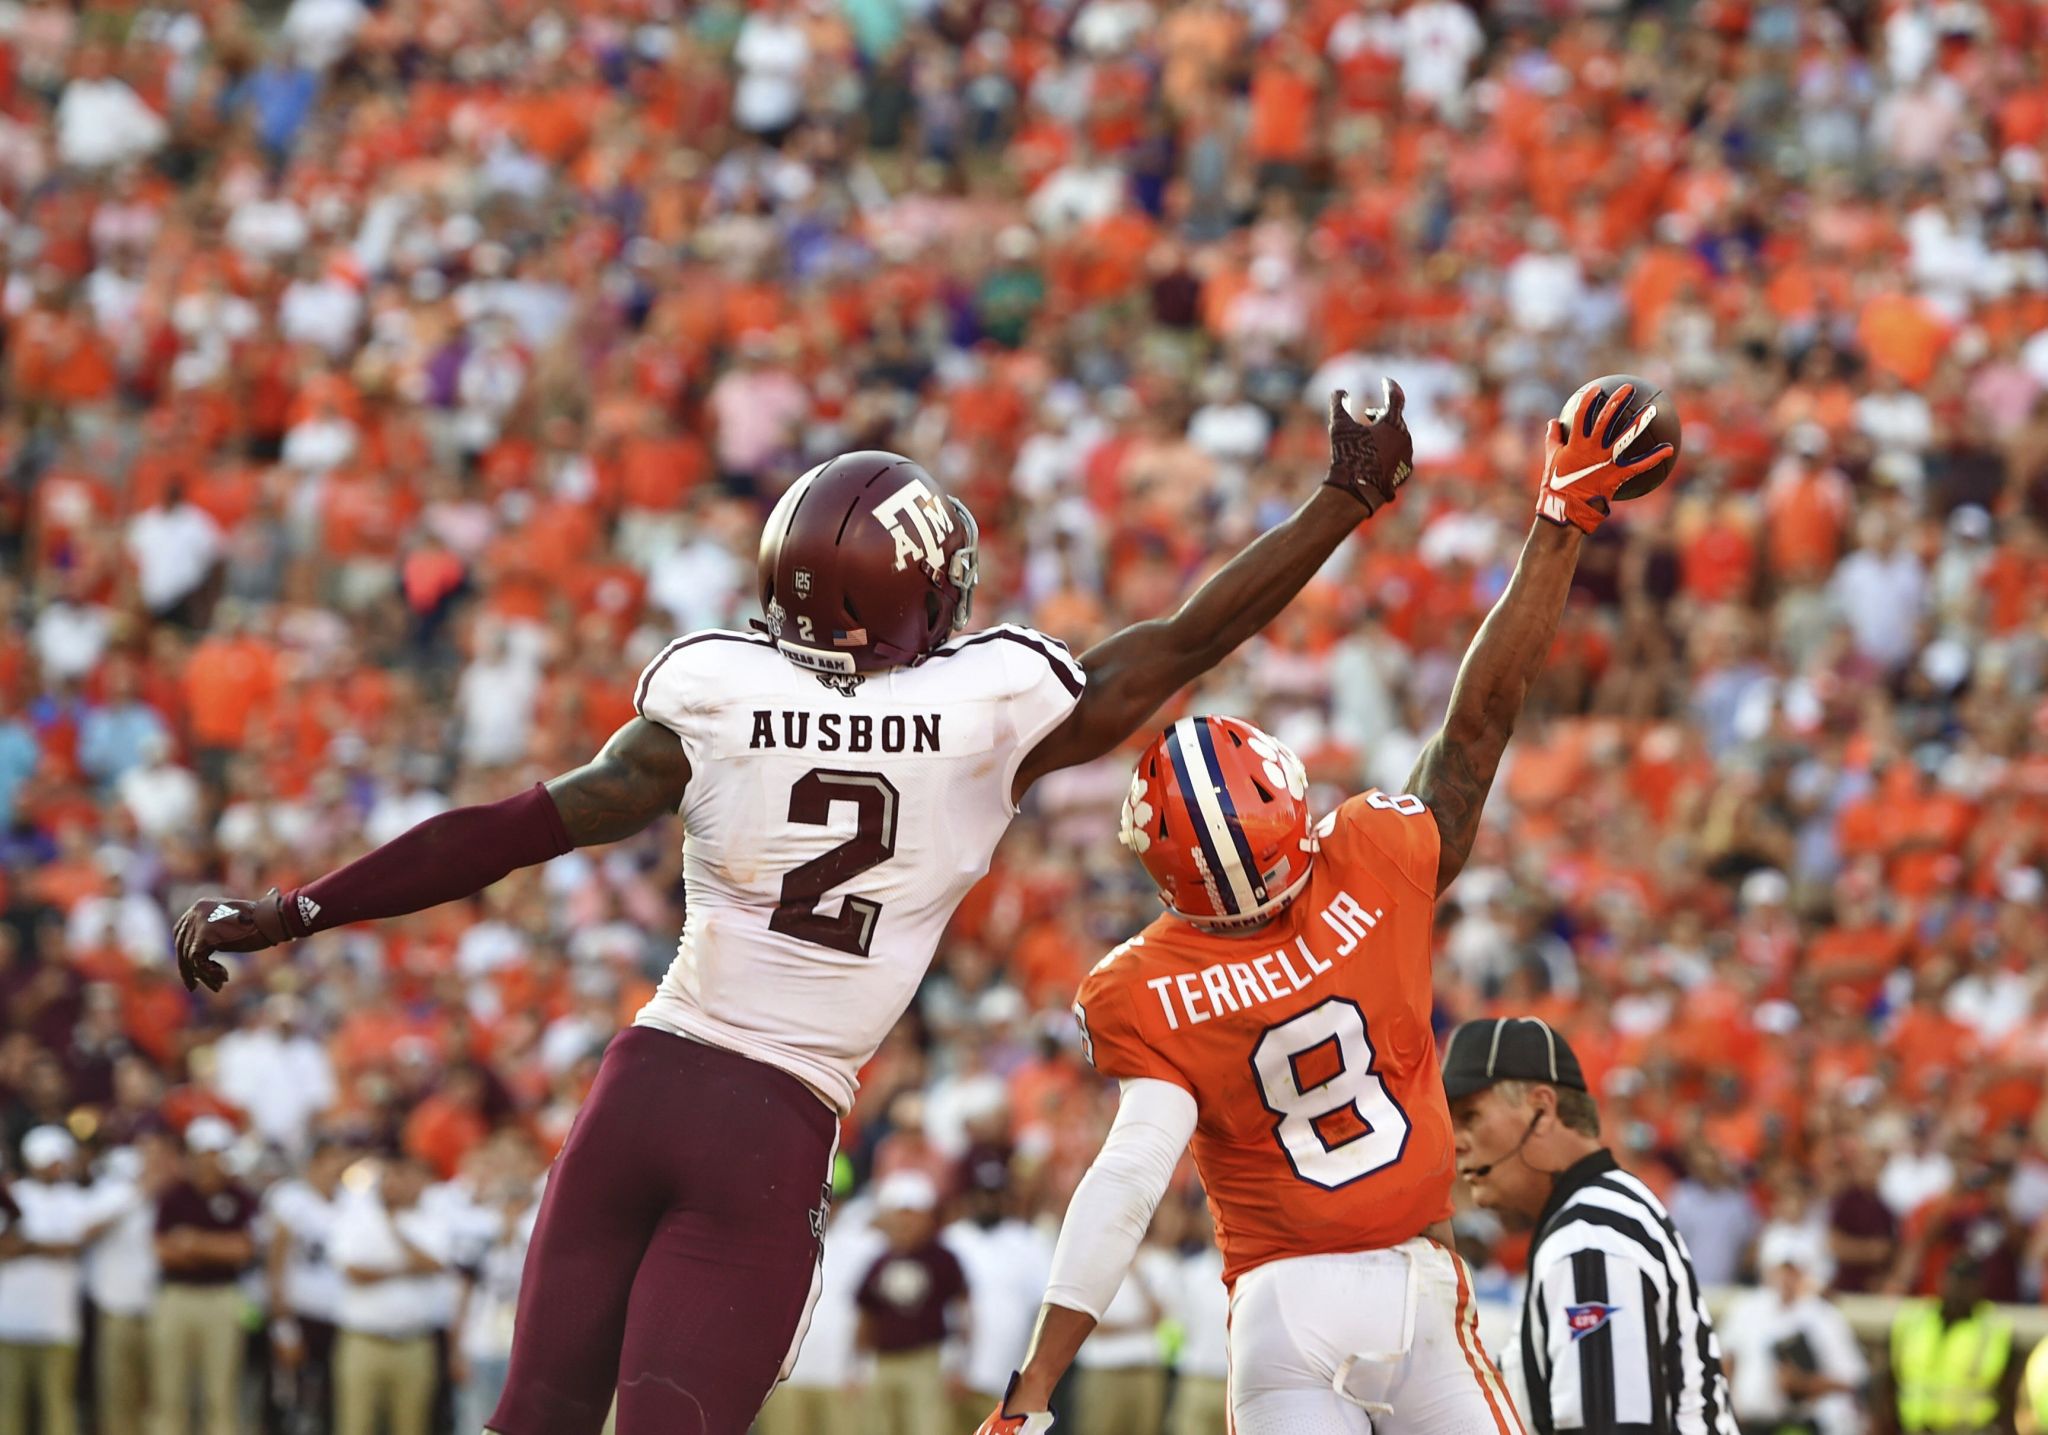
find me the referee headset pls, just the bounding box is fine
[1462,1019,1575,1181]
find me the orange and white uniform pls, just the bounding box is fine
[1043,790,1520,1435]
[1077,792,1452,1275]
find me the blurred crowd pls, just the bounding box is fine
[5,0,2048,1426]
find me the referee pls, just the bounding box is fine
[1444,1017,1738,1435]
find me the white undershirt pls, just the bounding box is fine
[1041,1078,1197,1321]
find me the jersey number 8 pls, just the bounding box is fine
[1251,997,1411,1189]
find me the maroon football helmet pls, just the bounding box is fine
[756,451,980,676]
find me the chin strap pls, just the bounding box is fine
[1173,861,1315,933]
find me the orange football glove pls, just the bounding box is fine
[975,1409,1054,1435]
[1535,380,1674,534]
[976,1376,1055,1435]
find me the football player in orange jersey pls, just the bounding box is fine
[978,384,1673,1435]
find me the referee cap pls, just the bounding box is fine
[1441,1017,1588,1100]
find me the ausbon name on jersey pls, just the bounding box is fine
[631,623,1084,1114]
[1076,792,1455,1283]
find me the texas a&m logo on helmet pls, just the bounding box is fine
[1120,716,1317,931]
[872,478,959,579]
[756,451,980,677]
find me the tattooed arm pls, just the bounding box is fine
[1406,380,1673,896]
[175,720,687,991]
[1406,521,1582,896]
[546,719,692,845]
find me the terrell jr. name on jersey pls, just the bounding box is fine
[1075,792,1454,1284]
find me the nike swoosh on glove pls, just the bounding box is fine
[174,888,293,993]
[1535,380,1675,534]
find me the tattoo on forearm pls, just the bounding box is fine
[550,762,647,845]
[548,722,689,846]
[1413,737,1489,887]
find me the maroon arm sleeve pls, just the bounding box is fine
[281,783,574,937]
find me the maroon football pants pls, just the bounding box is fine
[489,1026,837,1435]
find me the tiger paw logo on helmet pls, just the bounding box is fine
[1119,770,1156,854]
[1243,729,1307,801]
[1122,716,1319,930]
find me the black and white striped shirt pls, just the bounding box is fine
[1514,1151,1739,1435]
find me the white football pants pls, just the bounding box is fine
[1228,1238,1524,1435]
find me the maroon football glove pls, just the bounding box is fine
[1323,379,1413,515]
[174,888,293,993]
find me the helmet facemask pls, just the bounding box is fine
[944,496,979,635]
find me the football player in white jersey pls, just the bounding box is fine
[172,383,1413,1435]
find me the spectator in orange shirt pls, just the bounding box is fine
[181,611,279,782]
[1247,34,1320,188]
[1806,880,1910,1013]
[1762,427,1853,584]
[403,1065,493,1181]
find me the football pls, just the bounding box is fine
[1582,373,1682,501]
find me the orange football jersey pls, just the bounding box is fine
[1074,791,1453,1285]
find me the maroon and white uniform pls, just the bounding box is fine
[631,623,1085,1112]
[492,621,1083,1435]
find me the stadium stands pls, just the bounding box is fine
[3,0,2047,1429]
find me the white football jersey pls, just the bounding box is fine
[631,623,1086,1113]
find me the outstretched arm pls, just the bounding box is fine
[544,716,693,844]
[1013,384,1413,804]
[1408,382,1672,894]
[1406,520,1580,895]
[984,1078,1197,1431]
[175,718,689,991]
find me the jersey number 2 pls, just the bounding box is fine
[1251,997,1411,1189]
[770,769,900,958]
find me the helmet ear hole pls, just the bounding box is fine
[926,590,942,630]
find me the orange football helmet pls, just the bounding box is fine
[1119,716,1317,930]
